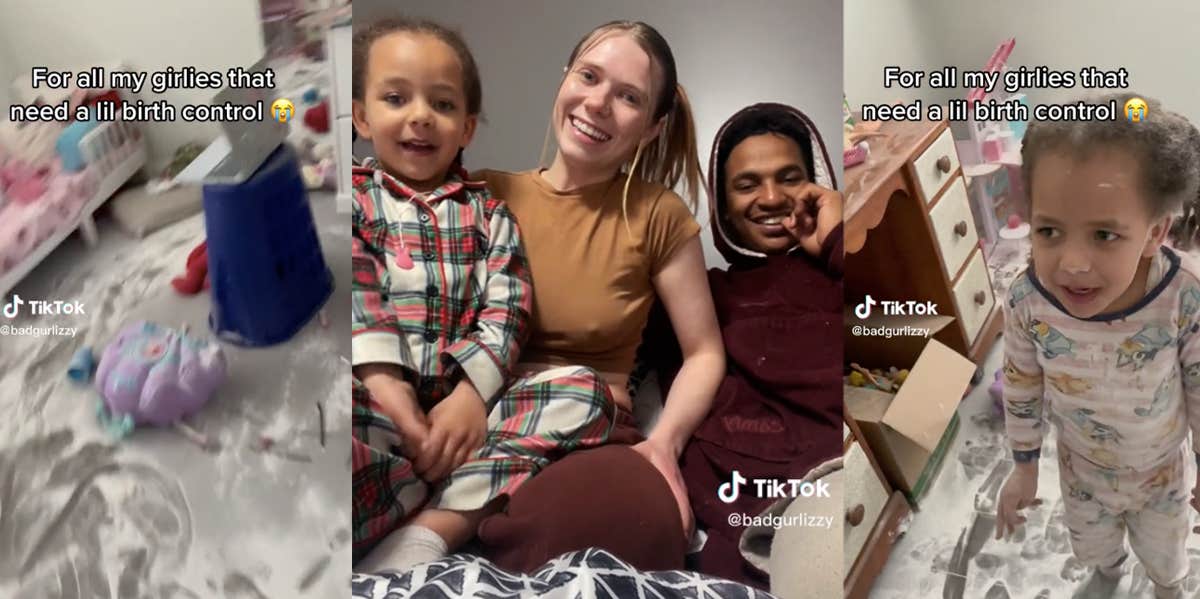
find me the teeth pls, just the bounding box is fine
[753,216,785,225]
[571,117,611,142]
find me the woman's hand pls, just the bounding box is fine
[784,182,843,257]
[418,378,488,482]
[995,462,1041,540]
[633,438,695,540]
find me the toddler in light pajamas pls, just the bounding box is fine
[997,93,1200,599]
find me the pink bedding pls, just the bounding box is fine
[0,168,97,275]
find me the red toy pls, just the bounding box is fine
[304,100,330,134]
[171,240,209,295]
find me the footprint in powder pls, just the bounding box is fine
[157,582,204,599]
[930,542,956,574]
[1128,563,1151,595]
[223,572,269,599]
[983,580,1011,599]
[973,552,1003,576]
[1060,556,1090,582]
[3,432,195,597]
[1042,500,1072,554]
[1006,520,1027,544]
[969,412,996,429]
[959,442,998,479]
[22,331,77,405]
[1020,535,1050,560]
[1181,554,1200,594]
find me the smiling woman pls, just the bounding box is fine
[472,21,723,572]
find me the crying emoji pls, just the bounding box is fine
[1125,97,1148,123]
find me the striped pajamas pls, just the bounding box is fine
[350,165,614,561]
[1003,248,1200,586]
[1058,442,1193,586]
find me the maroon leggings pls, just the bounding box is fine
[477,407,687,572]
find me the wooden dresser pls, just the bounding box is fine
[844,119,1002,366]
[843,416,909,598]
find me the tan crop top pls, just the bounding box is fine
[476,169,700,375]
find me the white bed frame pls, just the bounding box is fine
[0,118,147,298]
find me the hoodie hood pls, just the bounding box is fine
[707,102,837,265]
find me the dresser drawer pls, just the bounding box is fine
[952,250,995,344]
[928,177,978,279]
[912,126,959,203]
[844,440,888,574]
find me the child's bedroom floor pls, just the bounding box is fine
[869,242,1200,599]
[0,193,350,599]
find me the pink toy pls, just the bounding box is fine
[999,212,1030,240]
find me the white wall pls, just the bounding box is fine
[843,0,942,109]
[0,0,265,170]
[845,0,1200,124]
[355,0,844,270]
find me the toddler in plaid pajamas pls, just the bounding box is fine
[349,17,614,573]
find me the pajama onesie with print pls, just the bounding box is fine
[350,164,615,562]
[1004,247,1200,587]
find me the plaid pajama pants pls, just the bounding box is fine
[351,365,616,561]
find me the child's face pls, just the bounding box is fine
[723,133,808,255]
[352,32,476,191]
[552,33,663,176]
[1030,148,1170,318]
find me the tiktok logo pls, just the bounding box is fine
[718,470,748,504]
[3,294,23,318]
[855,295,876,319]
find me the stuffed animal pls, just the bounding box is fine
[92,321,226,437]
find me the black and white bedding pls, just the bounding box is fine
[351,548,778,599]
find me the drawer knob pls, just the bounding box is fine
[954,220,968,237]
[974,290,987,305]
[847,503,865,527]
[936,155,952,173]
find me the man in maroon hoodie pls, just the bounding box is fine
[642,102,844,587]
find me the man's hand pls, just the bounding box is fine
[632,437,695,541]
[784,182,843,257]
[357,364,429,460]
[416,377,488,482]
[995,462,1041,540]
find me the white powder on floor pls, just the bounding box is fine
[0,199,346,598]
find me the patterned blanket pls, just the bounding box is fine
[351,548,777,599]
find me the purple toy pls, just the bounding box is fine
[989,368,1004,415]
[94,321,226,429]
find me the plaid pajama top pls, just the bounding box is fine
[351,163,532,404]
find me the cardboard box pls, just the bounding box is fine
[844,311,976,502]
